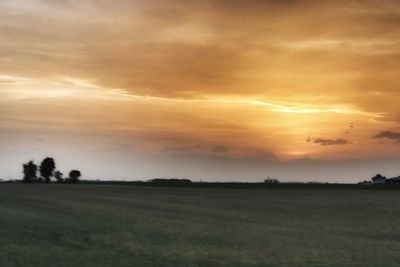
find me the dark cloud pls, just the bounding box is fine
[372,131,400,140]
[312,138,350,146]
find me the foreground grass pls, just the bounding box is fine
[0,184,400,267]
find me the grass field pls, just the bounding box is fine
[1,184,400,267]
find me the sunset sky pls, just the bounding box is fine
[1,0,400,182]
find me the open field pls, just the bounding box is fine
[1,184,400,267]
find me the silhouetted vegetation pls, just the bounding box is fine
[40,157,56,183]
[22,158,81,184]
[54,170,64,183]
[67,170,81,184]
[18,157,400,190]
[23,161,37,183]
[264,178,280,184]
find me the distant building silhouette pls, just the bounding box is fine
[371,174,386,184]
[369,174,400,185]
[385,176,400,184]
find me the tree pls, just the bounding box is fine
[264,178,280,184]
[23,161,37,183]
[54,170,64,183]
[40,158,56,183]
[68,170,81,183]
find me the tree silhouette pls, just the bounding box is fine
[23,161,37,183]
[40,158,56,183]
[54,170,64,183]
[69,170,81,183]
[264,178,280,184]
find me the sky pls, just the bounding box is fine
[1,0,400,182]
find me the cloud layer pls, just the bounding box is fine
[372,131,400,141]
[312,138,350,146]
[1,1,400,181]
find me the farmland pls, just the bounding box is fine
[0,184,399,267]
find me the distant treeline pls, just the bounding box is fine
[4,177,400,190]
[8,158,400,190]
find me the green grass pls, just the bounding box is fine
[1,184,400,267]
